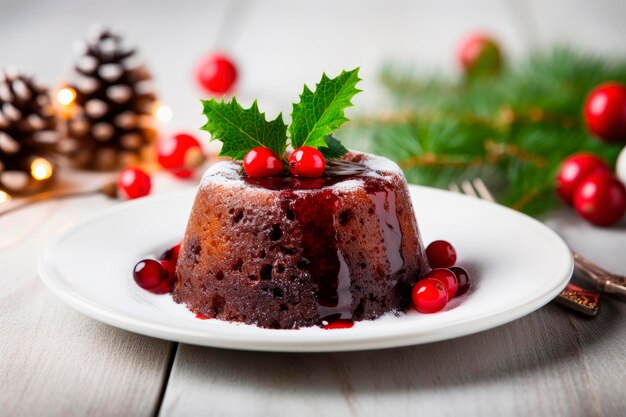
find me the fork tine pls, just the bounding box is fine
[472,178,496,202]
[460,180,478,197]
[448,182,461,193]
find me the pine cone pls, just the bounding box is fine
[0,68,57,194]
[59,26,158,170]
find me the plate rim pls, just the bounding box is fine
[38,185,573,352]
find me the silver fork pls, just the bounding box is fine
[450,178,626,316]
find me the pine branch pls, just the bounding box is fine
[342,48,625,217]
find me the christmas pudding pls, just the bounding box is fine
[132,68,470,328]
[173,151,429,328]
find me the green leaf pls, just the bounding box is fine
[319,135,349,159]
[289,68,362,149]
[200,98,287,160]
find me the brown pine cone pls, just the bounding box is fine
[0,68,57,194]
[59,26,158,171]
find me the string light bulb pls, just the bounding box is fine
[154,102,173,123]
[56,87,76,106]
[30,158,53,181]
[0,190,10,204]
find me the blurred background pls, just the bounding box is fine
[2,0,626,221]
[3,0,626,128]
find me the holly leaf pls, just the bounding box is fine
[289,68,362,150]
[319,135,349,159]
[200,98,287,160]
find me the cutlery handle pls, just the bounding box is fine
[573,252,626,299]
[555,283,600,316]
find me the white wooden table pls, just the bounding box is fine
[1,1,626,416]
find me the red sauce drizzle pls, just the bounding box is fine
[322,319,355,329]
[243,161,406,324]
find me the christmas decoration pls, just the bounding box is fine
[346,49,625,217]
[584,82,626,143]
[243,147,283,178]
[58,26,158,170]
[289,146,326,177]
[450,266,471,296]
[427,268,459,298]
[458,33,502,78]
[425,240,457,268]
[196,53,238,95]
[411,278,448,314]
[617,145,626,183]
[200,69,358,163]
[157,133,204,178]
[556,153,609,204]
[133,258,175,294]
[573,171,626,226]
[0,68,57,195]
[117,167,151,199]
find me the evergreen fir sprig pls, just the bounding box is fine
[342,48,625,217]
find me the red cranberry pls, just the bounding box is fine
[289,146,326,178]
[157,133,204,179]
[243,147,284,178]
[160,242,181,262]
[118,167,151,200]
[458,33,502,78]
[133,259,173,294]
[159,259,176,278]
[424,268,458,299]
[573,171,626,226]
[411,278,449,314]
[449,266,471,296]
[196,53,237,94]
[556,153,609,204]
[425,240,457,268]
[322,319,354,329]
[584,82,626,143]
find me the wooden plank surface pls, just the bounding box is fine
[0,191,174,417]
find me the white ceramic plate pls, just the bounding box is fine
[38,185,572,352]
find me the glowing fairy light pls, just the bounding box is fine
[30,158,53,181]
[154,103,173,123]
[0,190,10,204]
[56,87,77,106]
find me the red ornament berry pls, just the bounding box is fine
[196,53,237,94]
[118,167,151,200]
[425,240,457,268]
[425,268,459,299]
[450,266,471,296]
[458,33,502,78]
[289,146,326,178]
[411,278,449,314]
[584,82,626,143]
[133,259,174,294]
[556,153,610,204]
[573,172,626,226]
[157,133,204,179]
[243,147,284,178]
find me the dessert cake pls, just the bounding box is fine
[133,68,468,326]
[173,152,430,329]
